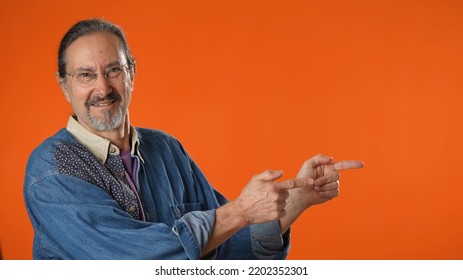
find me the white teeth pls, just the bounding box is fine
[93,101,114,106]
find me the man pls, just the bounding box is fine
[24,19,363,259]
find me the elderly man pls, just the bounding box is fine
[24,19,363,259]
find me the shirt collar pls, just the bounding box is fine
[66,116,144,164]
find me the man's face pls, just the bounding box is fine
[60,32,134,133]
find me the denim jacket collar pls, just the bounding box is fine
[66,116,144,164]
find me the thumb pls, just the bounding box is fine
[305,154,333,168]
[302,154,333,170]
[253,169,284,182]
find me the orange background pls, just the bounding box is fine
[1,0,462,259]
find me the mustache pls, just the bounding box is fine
[86,92,122,108]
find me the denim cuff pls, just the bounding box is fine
[250,221,289,259]
[173,209,216,259]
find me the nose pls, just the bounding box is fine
[92,73,112,96]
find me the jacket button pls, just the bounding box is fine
[110,147,116,153]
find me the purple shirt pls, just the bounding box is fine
[120,148,145,221]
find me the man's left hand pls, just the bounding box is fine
[293,154,364,208]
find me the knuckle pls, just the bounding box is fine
[282,190,289,200]
[270,192,281,202]
[281,209,287,217]
[303,159,312,167]
[281,201,287,209]
[288,180,295,189]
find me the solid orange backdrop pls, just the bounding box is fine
[1,0,462,259]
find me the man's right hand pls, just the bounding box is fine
[204,169,313,255]
[233,169,314,226]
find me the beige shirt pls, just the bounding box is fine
[65,116,144,164]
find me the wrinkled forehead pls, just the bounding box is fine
[65,32,126,71]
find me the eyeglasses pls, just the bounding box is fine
[66,64,130,87]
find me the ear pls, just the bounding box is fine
[56,72,71,102]
[128,63,136,91]
[130,67,135,84]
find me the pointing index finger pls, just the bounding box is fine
[332,160,364,171]
[277,178,314,190]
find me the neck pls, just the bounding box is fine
[78,114,131,151]
[96,122,131,151]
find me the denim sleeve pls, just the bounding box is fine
[174,210,218,259]
[250,222,290,259]
[25,175,212,260]
[190,178,290,259]
[188,161,289,259]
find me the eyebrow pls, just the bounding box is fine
[72,61,124,72]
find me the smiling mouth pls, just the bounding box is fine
[86,92,122,109]
[91,100,117,107]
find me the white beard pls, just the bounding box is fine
[88,106,124,131]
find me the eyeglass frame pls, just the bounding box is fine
[64,63,131,88]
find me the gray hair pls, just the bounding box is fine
[57,19,135,79]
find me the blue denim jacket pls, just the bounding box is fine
[24,120,290,259]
